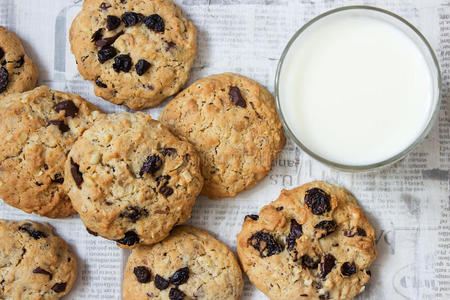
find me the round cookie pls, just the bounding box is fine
[0,26,38,97]
[64,113,203,249]
[160,73,286,199]
[0,86,102,218]
[0,219,78,300]
[123,226,243,300]
[236,181,377,300]
[69,0,197,110]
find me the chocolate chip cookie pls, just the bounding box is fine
[123,226,243,299]
[64,113,203,249]
[237,181,377,300]
[0,219,78,299]
[159,73,286,199]
[0,26,38,97]
[69,0,197,110]
[0,86,102,218]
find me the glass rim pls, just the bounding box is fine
[274,5,442,172]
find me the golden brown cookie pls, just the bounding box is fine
[69,0,197,110]
[237,181,377,300]
[123,226,243,300]
[160,73,286,199]
[0,86,102,218]
[0,219,78,300]
[64,113,203,249]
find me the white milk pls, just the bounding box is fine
[279,10,436,166]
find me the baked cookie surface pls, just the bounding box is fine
[0,219,78,300]
[64,113,203,248]
[237,181,377,300]
[159,73,286,199]
[0,86,101,218]
[69,0,197,110]
[123,226,243,300]
[0,26,38,97]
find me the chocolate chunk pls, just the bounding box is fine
[135,59,151,76]
[286,219,303,251]
[120,206,148,222]
[122,12,143,27]
[51,282,66,293]
[116,231,139,246]
[304,188,331,215]
[341,262,357,276]
[143,14,164,32]
[249,231,282,257]
[95,31,124,47]
[301,255,319,269]
[70,158,83,187]
[14,56,24,68]
[100,2,111,10]
[245,214,259,221]
[343,227,367,237]
[0,67,8,93]
[319,254,336,279]
[169,288,185,300]
[314,220,337,238]
[170,267,189,285]
[113,54,132,73]
[86,227,98,236]
[98,45,117,63]
[91,28,103,42]
[19,224,47,240]
[33,267,52,280]
[51,173,64,184]
[139,155,162,176]
[134,266,151,283]
[95,77,107,88]
[0,47,4,59]
[160,148,176,157]
[107,15,121,30]
[229,86,246,108]
[159,185,174,197]
[48,120,70,133]
[154,274,170,290]
[55,100,78,117]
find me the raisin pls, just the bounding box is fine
[319,254,336,279]
[51,282,66,293]
[249,231,282,257]
[314,220,337,239]
[229,86,246,107]
[343,227,367,237]
[107,15,121,30]
[286,219,303,251]
[122,12,143,27]
[120,206,148,222]
[276,206,283,211]
[159,185,174,197]
[134,266,151,283]
[113,54,132,72]
[55,100,78,117]
[301,255,319,269]
[341,262,356,276]
[35,182,43,186]
[139,155,162,176]
[51,173,64,184]
[14,56,24,68]
[116,231,139,246]
[100,2,111,10]
[169,288,185,300]
[86,227,98,236]
[98,45,117,63]
[135,59,151,76]
[95,77,107,88]
[19,224,47,240]
[170,267,189,285]
[48,120,69,133]
[304,188,331,215]
[0,67,8,93]
[0,47,4,59]
[319,292,331,299]
[70,158,83,187]
[165,41,176,51]
[33,267,52,280]
[155,175,171,186]
[154,274,170,290]
[91,28,103,42]
[160,148,176,157]
[95,31,124,47]
[143,14,164,32]
[245,214,259,221]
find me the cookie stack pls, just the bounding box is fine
[0,0,377,299]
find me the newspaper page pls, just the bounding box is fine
[0,0,449,299]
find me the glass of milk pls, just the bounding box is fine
[276,6,441,171]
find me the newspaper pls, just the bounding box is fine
[0,0,449,299]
